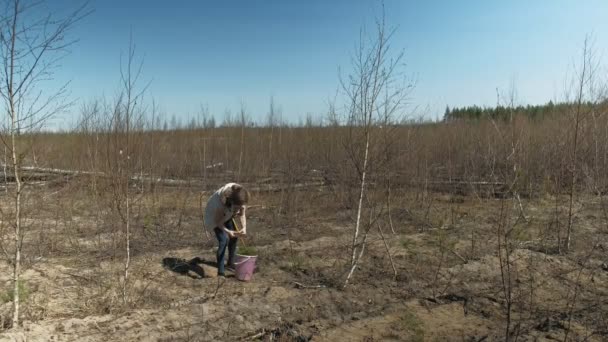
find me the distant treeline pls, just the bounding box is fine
[443,101,599,121]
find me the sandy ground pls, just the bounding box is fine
[0,189,607,341]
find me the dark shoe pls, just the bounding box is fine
[218,272,225,277]
[189,257,203,264]
[226,264,235,272]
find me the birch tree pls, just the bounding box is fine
[114,37,147,305]
[0,0,88,327]
[341,7,413,287]
[565,36,600,252]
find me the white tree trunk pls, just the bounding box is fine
[11,135,21,328]
[9,2,21,325]
[350,129,370,266]
[344,229,369,288]
[123,187,130,304]
[3,146,7,193]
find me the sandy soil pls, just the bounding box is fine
[0,188,607,341]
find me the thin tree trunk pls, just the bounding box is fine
[566,40,587,253]
[3,146,7,193]
[203,139,207,184]
[9,1,21,326]
[514,192,526,222]
[387,176,396,234]
[123,118,130,304]
[123,40,133,305]
[11,133,21,328]
[268,126,273,175]
[496,201,512,341]
[377,223,397,279]
[124,184,130,304]
[93,131,99,193]
[238,122,244,181]
[351,128,370,266]
[344,229,369,288]
[224,139,228,174]
[555,183,561,254]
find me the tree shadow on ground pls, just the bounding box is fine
[162,257,216,279]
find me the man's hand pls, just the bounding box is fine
[225,229,236,238]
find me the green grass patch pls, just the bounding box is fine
[400,310,425,342]
[1,280,29,304]
[237,246,257,256]
[286,253,307,272]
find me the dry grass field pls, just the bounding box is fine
[0,172,606,341]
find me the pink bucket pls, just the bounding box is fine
[234,254,257,281]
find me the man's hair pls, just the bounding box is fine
[226,185,249,206]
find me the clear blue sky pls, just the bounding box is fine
[46,0,608,127]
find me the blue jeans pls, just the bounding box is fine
[214,219,238,275]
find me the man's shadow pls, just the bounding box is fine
[162,256,218,279]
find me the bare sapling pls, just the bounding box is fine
[386,176,397,234]
[490,84,525,340]
[77,100,104,193]
[237,101,248,181]
[342,5,413,288]
[118,37,148,305]
[267,96,278,176]
[492,83,527,223]
[562,35,607,342]
[496,199,516,341]
[100,36,148,307]
[3,145,7,193]
[562,242,599,342]
[381,89,400,235]
[565,36,597,253]
[0,0,88,327]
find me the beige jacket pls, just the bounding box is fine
[203,183,247,233]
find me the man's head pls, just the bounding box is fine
[226,185,249,208]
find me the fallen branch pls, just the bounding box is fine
[444,247,468,264]
[2,164,328,192]
[294,282,326,289]
[245,330,266,340]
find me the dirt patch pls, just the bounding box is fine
[0,188,607,341]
